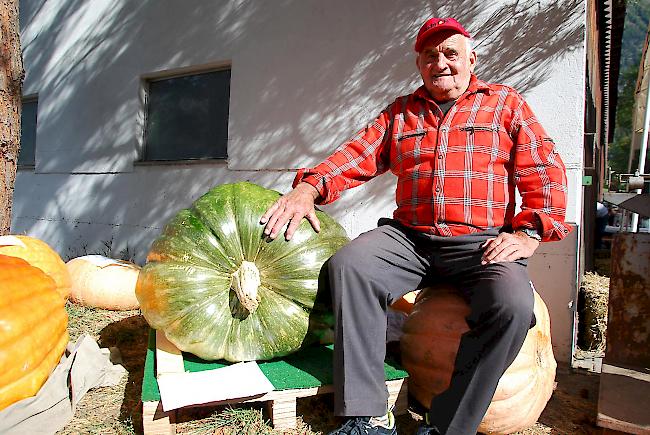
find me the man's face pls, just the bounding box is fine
[416,31,476,102]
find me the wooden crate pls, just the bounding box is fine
[142,330,408,434]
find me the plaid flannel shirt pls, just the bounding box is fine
[294,75,571,242]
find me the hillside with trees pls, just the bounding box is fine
[609,0,650,176]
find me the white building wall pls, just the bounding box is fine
[14,0,586,361]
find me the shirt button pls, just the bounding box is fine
[435,187,441,193]
[437,154,443,159]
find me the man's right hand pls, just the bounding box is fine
[260,182,321,241]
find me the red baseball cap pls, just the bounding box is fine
[414,17,471,52]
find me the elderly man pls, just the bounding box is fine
[261,17,570,435]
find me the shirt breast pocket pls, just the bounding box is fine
[459,125,500,134]
[394,129,429,168]
[458,124,504,147]
[397,129,427,152]
[455,124,512,165]
[397,130,427,141]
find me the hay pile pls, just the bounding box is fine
[578,272,610,352]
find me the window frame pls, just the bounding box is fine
[18,94,38,170]
[137,63,232,165]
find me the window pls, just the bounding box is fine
[143,68,230,161]
[19,98,38,167]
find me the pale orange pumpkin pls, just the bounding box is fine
[0,255,69,411]
[0,235,71,299]
[67,255,140,310]
[400,284,556,434]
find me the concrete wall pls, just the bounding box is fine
[14,0,585,361]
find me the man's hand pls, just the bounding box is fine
[260,182,321,241]
[481,231,539,265]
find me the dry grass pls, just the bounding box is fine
[60,384,136,435]
[578,272,610,353]
[57,302,146,435]
[174,395,338,434]
[65,302,140,343]
[176,406,275,435]
[593,248,611,277]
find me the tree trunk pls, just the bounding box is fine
[0,0,23,235]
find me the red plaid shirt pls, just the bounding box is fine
[294,75,571,241]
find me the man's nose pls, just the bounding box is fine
[432,54,447,71]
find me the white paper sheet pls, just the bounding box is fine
[157,361,275,411]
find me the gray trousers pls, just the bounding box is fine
[323,219,535,435]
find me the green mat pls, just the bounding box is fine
[142,329,408,402]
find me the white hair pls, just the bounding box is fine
[465,37,474,56]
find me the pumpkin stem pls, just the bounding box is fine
[231,261,261,313]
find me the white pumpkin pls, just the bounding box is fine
[67,255,140,310]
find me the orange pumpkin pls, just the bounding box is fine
[0,235,71,299]
[400,284,556,434]
[0,255,69,411]
[67,255,140,310]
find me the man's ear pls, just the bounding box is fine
[469,51,477,73]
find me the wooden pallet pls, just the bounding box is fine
[143,331,408,434]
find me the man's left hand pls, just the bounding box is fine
[481,231,539,265]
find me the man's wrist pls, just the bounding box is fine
[517,227,542,241]
[296,182,320,201]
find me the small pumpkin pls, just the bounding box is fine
[0,255,69,411]
[136,182,349,362]
[400,284,556,434]
[0,235,71,299]
[67,255,141,310]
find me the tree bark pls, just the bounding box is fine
[0,0,23,235]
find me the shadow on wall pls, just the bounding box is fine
[13,0,584,261]
[228,0,584,170]
[472,0,584,92]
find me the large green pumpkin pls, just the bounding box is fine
[136,182,349,362]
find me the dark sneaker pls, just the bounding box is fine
[415,413,441,435]
[328,412,397,435]
[414,423,440,435]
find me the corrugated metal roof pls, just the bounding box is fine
[604,0,626,144]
